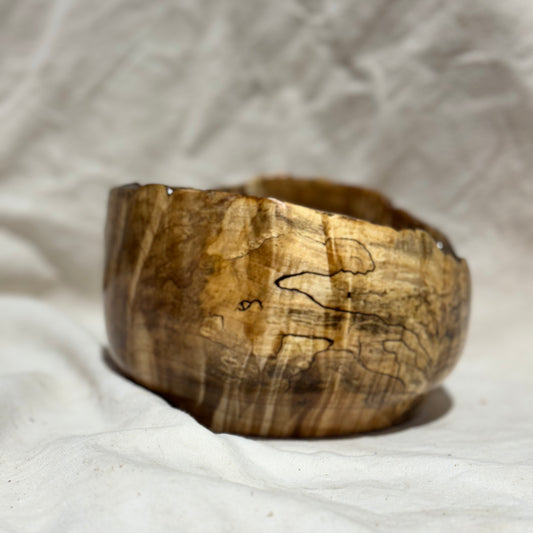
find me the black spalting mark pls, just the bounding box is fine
[274,237,375,290]
[274,239,430,364]
[274,333,334,356]
[276,273,430,362]
[237,299,263,311]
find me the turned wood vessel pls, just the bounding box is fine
[104,177,470,437]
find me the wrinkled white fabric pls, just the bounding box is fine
[1,1,532,531]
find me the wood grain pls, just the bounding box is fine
[104,177,470,437]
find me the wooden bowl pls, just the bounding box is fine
[104,177,470,437]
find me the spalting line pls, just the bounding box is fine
[237,299,263,311]
[274,333,334,355]
[275,271,429,361]
[273,241,430,363]
[275,270,378,312]
[273,236,376,311]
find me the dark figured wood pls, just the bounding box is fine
[104,177,471,437]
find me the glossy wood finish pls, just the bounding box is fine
[104,177,470,437]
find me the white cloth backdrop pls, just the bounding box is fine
[1,1,532,531]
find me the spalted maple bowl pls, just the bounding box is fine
[104,177,470,437]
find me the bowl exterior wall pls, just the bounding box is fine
[104,183,470,437]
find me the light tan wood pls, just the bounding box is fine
[104,177,470,437]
